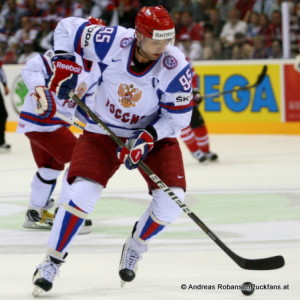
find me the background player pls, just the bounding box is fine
[0,55,10,151]
[17,47,98,234]
[180,65,218,162]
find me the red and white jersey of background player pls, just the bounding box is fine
[54,17,193,140]
[17,48,99,134]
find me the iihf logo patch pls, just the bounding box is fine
[163,55,178,69]
[120,37,134,48]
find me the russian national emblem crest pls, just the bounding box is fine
[76,82,88,99]
[117,83,142,108]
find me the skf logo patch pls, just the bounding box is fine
[163,55,178,69]
[175,92,192,106]
[76,82,88,99]
[118,83,142,108]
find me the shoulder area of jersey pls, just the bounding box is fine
[113,26,135,48]
[89,23,135,49]
[160,46,189,71]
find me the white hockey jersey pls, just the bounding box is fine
[54,17,193,140]
[17,48,99,133]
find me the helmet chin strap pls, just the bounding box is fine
[135,39,152,61]
[137,46,150,59]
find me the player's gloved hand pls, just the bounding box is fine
[87,16,106,26]
[117,130,154,170]
[294,55,300,73]
[48,53,82,99]
[192,88,202,105]
[32,86,56,119]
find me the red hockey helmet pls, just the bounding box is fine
[135,6,175,40]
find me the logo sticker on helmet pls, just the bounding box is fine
[152,29,175,40]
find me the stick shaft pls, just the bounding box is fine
[201,65,268,99]
[55,112,85,130]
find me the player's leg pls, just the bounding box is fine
[119,138,186,285]
[23,167,60,229]
[180,125,206,162]
[32,133,121,295]
[119,187,184,285]
[193,125,218,161]
[0,92,10,151]
[24,128,76,229]
[56,167,93,234]
[190,108,218,162]
[32,176,102,297]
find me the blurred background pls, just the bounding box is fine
[1,0,300,135]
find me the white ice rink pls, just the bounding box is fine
[0,132,299,299]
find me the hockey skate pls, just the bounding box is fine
[23,202,93,234]
[192,150,207,162]
[0,143,11,152]
[203,151,218,162]
[119,237,143,287]
[23,199,55,229]
[32,255,64,297]
[78,218,93,234]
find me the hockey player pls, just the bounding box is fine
[180,88,218,162]
[0,56,10,151]
[180,64,218,163]
[31,6,193,296]
[17,47,98,234]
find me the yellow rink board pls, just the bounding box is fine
[193,63,300,134]
[6,63,300,134]
[7,121,300,135]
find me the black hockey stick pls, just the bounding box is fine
[201,65,268,99]
[70,91,284,271]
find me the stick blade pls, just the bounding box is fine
[237,255,285,270]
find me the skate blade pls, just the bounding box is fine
[78,226,92,235]
[23,221,51,230]
[32,286,44,297]
[120,280,126,288]
[0,148,11,153]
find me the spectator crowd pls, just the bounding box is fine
[0,0,299,64]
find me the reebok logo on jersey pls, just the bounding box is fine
[56,62,82,74]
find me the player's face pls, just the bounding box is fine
[139,37,171,60]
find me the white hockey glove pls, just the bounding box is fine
[294,55,300,73]
[32,86,56,120]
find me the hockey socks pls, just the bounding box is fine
[29,168,60,208]
[48,200,88,256]
[193,125,209,153]
[135,212,166,243]
[180,126,199,153]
